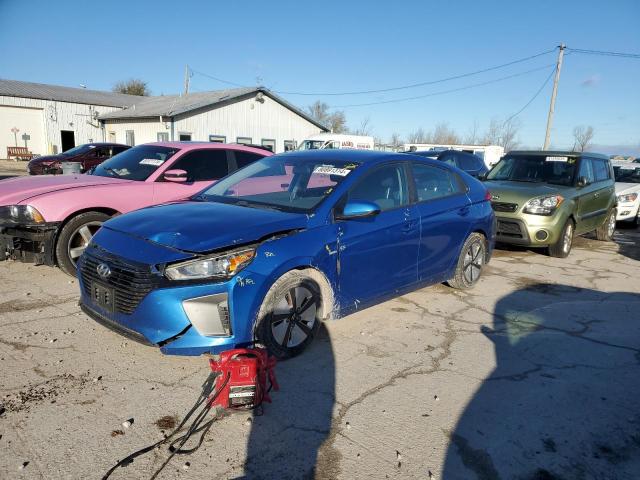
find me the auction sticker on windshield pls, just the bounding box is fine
[140,159,165,166]
[313,166,352,176]
[546,156,569,162]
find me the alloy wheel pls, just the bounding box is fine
[563,223,573,254]
[607,212,616,238]
[270,286,318,348]
[463,240,484,285]
[67,221,102,267]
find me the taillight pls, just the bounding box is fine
[484,190,492,201]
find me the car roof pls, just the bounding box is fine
[507,150,610,160]
[137,141,273,155]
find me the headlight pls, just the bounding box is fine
[0,205,45,224]
[617,193,638,203]
[165,248,255,281]
[523,195,564,216]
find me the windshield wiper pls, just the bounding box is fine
[235,200,284,211]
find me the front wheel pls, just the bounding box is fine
[595,208,617,241]
[55,211,110,276]
[255,270,322,359]
[448,232,486,290]
[548,219,574,258]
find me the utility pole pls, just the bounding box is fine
[183,64,190,95]
[543,44,566,150]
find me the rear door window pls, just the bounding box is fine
[592,159,610,182]
[169,149,230,181]
[458,154,477,171]
[412,162,463,202]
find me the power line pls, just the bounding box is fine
[190,48,557,96]
[503,65,558,125]
[566,48,640,59]
[330,63,557,108]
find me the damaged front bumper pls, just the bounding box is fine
[0,222,60,265]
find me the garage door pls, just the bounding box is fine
[0,105,46,158]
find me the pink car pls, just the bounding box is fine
[0,142,271,275]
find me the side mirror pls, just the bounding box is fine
[577,176,588,187]
[335,200,381,220]
[163,169,188,183]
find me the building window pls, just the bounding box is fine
[157,132,169,142]
[236,136,252,145]
[261,139,276,152]
[125,130,135,146]
[284,140,296,151]
[209,135,226,143]
[179,133,192,141]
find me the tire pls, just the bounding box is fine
[255,270,322,359]
[595,208,617,241]
[55,211,110,276]
[548,218,574,258]
[448,232,487,290]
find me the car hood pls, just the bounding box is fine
[484,180,572,204]
[103,201,308,254]
[0,174,131,205]
[29,154,66,165]
[615,182,640,195]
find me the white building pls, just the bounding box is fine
[99,87,328,153]
[0,79,328,157]
[0,79,139,156]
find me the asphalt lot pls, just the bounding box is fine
[1,226,639,479]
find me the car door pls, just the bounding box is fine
[574,157,601,232]
[410,161,472,283]
[336,162,419,307]
[590,157,615,224]
[153,148,232,203]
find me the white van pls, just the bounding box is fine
[297,133,375,151]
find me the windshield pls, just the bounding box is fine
[197,155,360,212]
[297,140,326,151]
[487,155,577,186]
[613,165,640,184]
[91,145,179,181]
[62,144,94,156]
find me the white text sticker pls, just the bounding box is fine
[619,164,638,170]
[313,166,351,176]
[546,156,568,162]
[140,158,164,166]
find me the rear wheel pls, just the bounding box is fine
[548,219,574,258]
[448,232,486,289]
[595,208,616,241]
[55,211,110,276]
[255,270,322,359]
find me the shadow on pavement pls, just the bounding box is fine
[614,224,640,262]
[240,323,335,479]
[443,284,640,479]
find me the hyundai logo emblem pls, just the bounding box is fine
[96,263,111,278]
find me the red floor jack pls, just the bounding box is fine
[102,347,278,479]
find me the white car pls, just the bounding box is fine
[613,161,640,225]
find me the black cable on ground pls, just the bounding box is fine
[102,371,230,480]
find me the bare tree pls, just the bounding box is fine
[112,79,150,96]
[431,122,460,144]
[307,101,347,133]
[389,132,403,148]
[482,117,521,151]
[572,125,594,151]
[463,120,480,144]
[351,117,373,136]
[407,128,427,143]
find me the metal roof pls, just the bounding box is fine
[99,87,329,131]
[0,78,141,107]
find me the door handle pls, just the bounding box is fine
[594,193,600,198]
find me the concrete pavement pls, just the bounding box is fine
[0,228,639,479]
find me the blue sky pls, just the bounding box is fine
[1,0,638,151]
